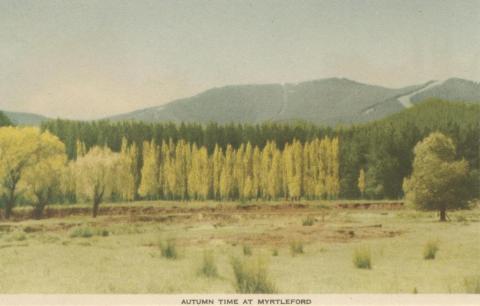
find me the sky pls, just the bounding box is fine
[0,0,479,119]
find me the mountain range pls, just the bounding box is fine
[3,77,479,126]
[2,111,49,126]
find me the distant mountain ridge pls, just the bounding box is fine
[2,77,479,126]
[2,111,49,126]
[107,77,480,125]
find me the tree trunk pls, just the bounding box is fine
[4,189,16,219]
[4,200,13,219]
[32,203,46,220]
[440,209,447,222]
[92,199,100,218]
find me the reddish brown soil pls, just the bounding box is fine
[4,201,403,222]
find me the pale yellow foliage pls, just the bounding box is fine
[74,146,121,206]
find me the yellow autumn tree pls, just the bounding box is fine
[330,137,340,198]
[74,146,121,218]
[284,141,303,200]
[267,149,283,199]
[252,146,262,199]
[358,168,366,197]
[138,140,159,199]
[21,131,67,219]
[0,127,66,219]
[118,138,138,201]
[175,140,191,200]
[164,140,177,199]
[211,144,224,200]
[233,144,245,199]
[242,142,254,200]
[220,145,234,200]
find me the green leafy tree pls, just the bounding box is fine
[403,132,470,221]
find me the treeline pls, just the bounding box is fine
[40,100,480,200]
[135,137,339,201]
[0,126,338,218]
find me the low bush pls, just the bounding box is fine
[243,245,252,256]
[199,250,218,278]
[302,216,315,226]
[423,241,439,260]
[231,257,276,293]
[70,227,94,238]
[160,239,178,259]
[353,247,372,269]
[272,249,279,257]
[10,231,27,241]
[69,227,109,238]
[290,241,304,256]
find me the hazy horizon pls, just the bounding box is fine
[1,0,479,119]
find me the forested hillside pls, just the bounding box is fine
[41,100,480,200]
[0,112,13,127]
[2,111,48,126]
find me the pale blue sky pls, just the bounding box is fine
[1,0,479,119]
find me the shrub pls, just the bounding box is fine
[464,276,480,293]
[69,227,109,238]
[302,216,315,226]
[243,245,252,256]
[423,241,439,260]
[10,231,27,241]
[70,227,94,238]
[199,250,218,278]
[231,257,276,293]
[456,215,468,223]
[160,239,178,259]
[290,241,304,256]
[353,247,372,269]
[272,249,279,257]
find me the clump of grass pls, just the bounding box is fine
[69,227,109,238]
[413,287,418,294]
[353,247,372,269]
[231,257,277,293]
[10,231,27,241]
[70,227,94,238]
[456,215,468,223]
[160,239,178,259]
[464,276,480,293]
[302,216,315,226]
[199,250,218,278]
[423,241,439,260]
[272,249,279,257]
[290,241,304,256]
[243,245,252,256]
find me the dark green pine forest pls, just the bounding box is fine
[3,99,477,201]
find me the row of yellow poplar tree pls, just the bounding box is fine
[134,138,340,201]
[0,126,339,218]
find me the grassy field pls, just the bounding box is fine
[0,201,478,293]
